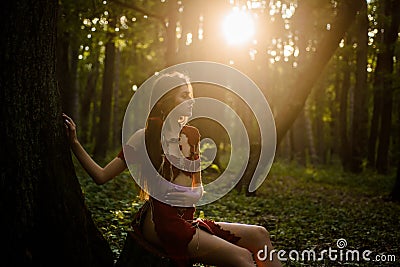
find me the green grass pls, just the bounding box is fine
[77,160,400,266]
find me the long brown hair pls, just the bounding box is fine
[145,72,191,177]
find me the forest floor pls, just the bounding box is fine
[77,160,400,266]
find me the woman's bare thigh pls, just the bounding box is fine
[214,222,269,252]
[188,228,255,267]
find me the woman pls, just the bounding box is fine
[63,72,282,267]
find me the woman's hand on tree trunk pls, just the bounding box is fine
[62,113,78,145]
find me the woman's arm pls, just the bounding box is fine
[63,113,126,185]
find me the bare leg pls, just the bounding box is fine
[141,208,279,266]
[187,228,256,267]
[143,210,255,267]
[215,222,283,267]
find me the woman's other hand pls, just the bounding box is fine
[164,185,203,207]
[62,113,78,145]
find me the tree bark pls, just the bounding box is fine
[275,0,364,145]
[0,1,113,266]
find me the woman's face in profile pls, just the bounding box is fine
[172,84,194,117]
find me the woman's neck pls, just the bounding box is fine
[163,116,182,140]
[162,116,183,156]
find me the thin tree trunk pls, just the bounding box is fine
[93,39,116,160]
[304,103,318,165]
[391,163,400,202]
[80,61,99,144]
[350,1,368,173]
[291,110,307,165]
[329,63,342,163]
[376,0,400,174]
[367,52,383,167]
[339,52,351,171]
[90,85,100,144]
[390,87,400,202]
[314,83,326,164]
[367,2,385,168]
[165,0,178,66]
[113,48,121,149]
[0,1,113,266]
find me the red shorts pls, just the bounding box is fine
[132,199,241,266]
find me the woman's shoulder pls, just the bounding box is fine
[126,128,145,148]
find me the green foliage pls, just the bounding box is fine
[77,167,143,256]
[77,160,399,266]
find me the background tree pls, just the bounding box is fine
[93,33,116,160]
[349,1,368,173]
[375,0,400,174]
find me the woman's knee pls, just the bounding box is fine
[249,225,271,251]
[231,247,254,267]
[256,225,270,240]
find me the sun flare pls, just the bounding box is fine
[222,8,255,45]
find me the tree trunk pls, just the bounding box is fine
[291,110,307,165]
[165,0,179,66]
[328,64,342,163]
[314,83,326,164]
[376,0,400,174]
[339,50,352,171]
[304,103,318,165]
[113,48,121,149]
[390,163,400,202]
[275,0,364,145]
[0,1,113,266]
[350,2,368,173]
[367,43,383,168]
[80,61,99,144]
[390,85,400,202]
[367,3,385,169]
[93,39,116,160]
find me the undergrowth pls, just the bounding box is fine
[76,160,400,266]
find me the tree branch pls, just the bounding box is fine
[109,0,166,23]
